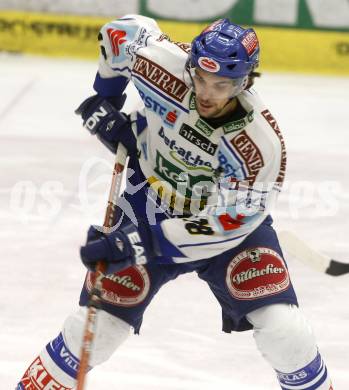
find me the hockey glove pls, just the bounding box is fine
[75,94,136,154]
[80,221,159,274]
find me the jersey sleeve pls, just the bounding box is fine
[150,121,285,263]
[92,14,162,97]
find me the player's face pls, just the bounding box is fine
[192,68,245,118]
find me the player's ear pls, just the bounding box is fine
[245,71,261,90]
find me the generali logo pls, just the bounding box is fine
[261,109,286,186]
[231,130,264,184]
[133,55,189,102]
[107,28,127,56]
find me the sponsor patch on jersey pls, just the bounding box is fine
[195,118,214,136]
[230,130,264,184]
[107,28,127,57]
[261,109,286,186]
[165,110,178,125]
[104,23,139,64]
[189,92,196,110]
[146,176,208,216]
[158,127,214,172]
[226,247,290,300]
[198,56,220,73]
[179,124,218,156]
[218,213,245,231]
[223,110,254,134]
[169,151,213,172]
[241,31,259,56]
[86,266,150,307]
[125,27,151,60]
[19,356,71,390]
[133,55,189,102]
[154,150,213,197]
[218,151,240,177]
[135,84,179,127]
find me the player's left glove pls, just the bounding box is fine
[75,94,137,155]
[80,221,159,274]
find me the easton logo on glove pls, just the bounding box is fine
[126,231,147,264]
[80,220,157,274]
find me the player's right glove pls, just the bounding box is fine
[75,94,137,154]
[80,221,160,274]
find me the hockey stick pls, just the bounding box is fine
[76,143,128,390]
[278,230,349,276]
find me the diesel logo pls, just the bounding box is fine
[179,124,218,156]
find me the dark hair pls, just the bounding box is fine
[245,71,261,90]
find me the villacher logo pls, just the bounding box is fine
[226,247,290,300]
[86,266,150,307]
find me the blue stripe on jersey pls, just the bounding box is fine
[178,232,248,249]
[109,65,132,73]
[46,333,80,379]
[16,384,25,390]
[132,74,189,113]
[277,352,329,390]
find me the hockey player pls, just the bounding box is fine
[17,15,333,390]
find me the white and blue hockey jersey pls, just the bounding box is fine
[93,15,286,262]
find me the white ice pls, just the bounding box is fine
[0,53,348,389]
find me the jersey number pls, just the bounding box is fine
[184,218,214,236]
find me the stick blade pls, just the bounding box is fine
[326,259,349,276]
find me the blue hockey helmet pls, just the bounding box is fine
[190,19,260,79]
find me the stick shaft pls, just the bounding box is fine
[278,230,330,273]
[76,144,128,390]
[278,230,349,276]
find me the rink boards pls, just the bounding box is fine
[0,10,348,75]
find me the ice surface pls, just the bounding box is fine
[1,53,348,389]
